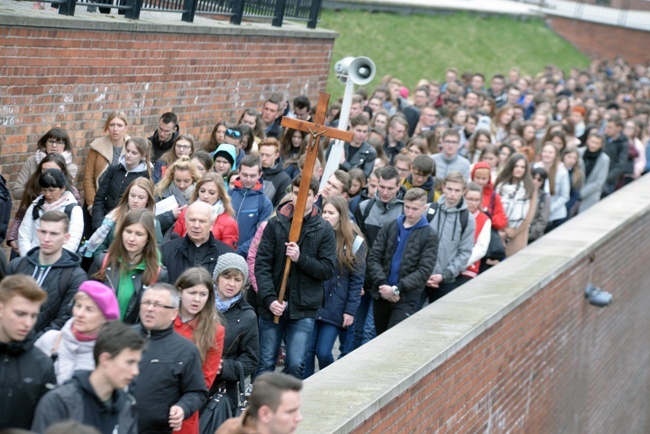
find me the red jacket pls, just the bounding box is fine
[174,206,239,250]
[174,316,226,434]
[462,210,490,278]
[471,162,508,230]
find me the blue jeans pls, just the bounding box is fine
[304,321,340,378]
[255,314,315,379]
[343,294,376,355]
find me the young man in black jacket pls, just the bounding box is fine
[0,275,55,430]
[31,321,145,434]
[254,175,336,379]
[9,211,87,338]
[366,188,438,334]
[132,283,208,434]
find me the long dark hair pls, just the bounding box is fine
[322,196,365,271]
[94,208,160,285]
[175,267,221,363]
[495,152,534,199]
[205,120,229,154]
[37,128,74,155]
[31,169,70,220]
[19,153,72,215]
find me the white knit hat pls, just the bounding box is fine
[213,253,250,285]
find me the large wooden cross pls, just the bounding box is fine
[275,91,353,323]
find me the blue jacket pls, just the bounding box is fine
[315,238,366,328]
[230,179,273,256]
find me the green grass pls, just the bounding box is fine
[320,10,589,99]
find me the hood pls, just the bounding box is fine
[397,214,429,230]
[119,154,149,173]
[211,144,238,171]
[24,245,83,268]
[471,161,494,190]
[150,129,179,147]
[262,156,285,176]
[372,185,406,208]
[0,335,33,356]
[437,194,469,213]
[232,178,264,193]
[404,174,434,191]
[72,370,128,413]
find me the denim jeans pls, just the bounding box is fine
[255,314,315,379]
[304,321,340,378]
[342,294,376,356]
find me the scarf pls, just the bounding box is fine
[215,292,242,313]
[32,191,74,220]
[82,218,115,258]
[212,199,225,218]
[168,182,194,207]
[498,181,530,229]
[35,149,73,166]
[71,322,98,342]
[582,148,602,178]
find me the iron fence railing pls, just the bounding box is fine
[53,0,322,27]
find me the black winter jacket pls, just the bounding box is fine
[603,132,628,194]
[261,159,292,209]
[31,370,137,434]
[149,129,179,163]
[88,252,169,324]
[367,217,438,301]
[255,203,336,321]
[92,162,150,230]
[0,174,11,243]
[9,248,87,338]
[161,234,233,284]
[211,297,259,404]
[0,338,56,430]
[132,325,208,434]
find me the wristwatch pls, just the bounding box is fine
[392,285,400,296]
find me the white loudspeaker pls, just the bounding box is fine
[347,56,376,85]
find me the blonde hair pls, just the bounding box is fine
[154,156,202,197]
[103,111,129,132]
[191,172,235,216]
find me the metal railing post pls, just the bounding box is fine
[58,0,76,16]
[307,0,320,28]
[272,0,286,27]
[125,0,143,19]
[182,0,197,22]
[230,0,245,24]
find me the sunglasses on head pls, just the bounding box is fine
[226,129,242,138]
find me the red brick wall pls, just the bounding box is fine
[579,0,650,11]
[349,206,650,432]
[548,16,650,64]
[0,25,335,185]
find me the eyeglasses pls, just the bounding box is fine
[175,144,192,150]
[443,140,459,145]
[47,138,65,146]
[141,300,175,310]
[226,129,242,138]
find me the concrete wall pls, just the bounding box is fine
[547,15,650,63]
[299,175,650,433]
[0,12,336,184]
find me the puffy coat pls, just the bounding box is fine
[34,318,96,384]
[92,159,150,231]
[31,370,137,434]
[471,162,508,230]
[9,248,87,338]
[255,203,336,321]
[0,175,11,243]
[261,159,292,209]
[88,252,169,324]
[230,180,273,256]
[315,240,366,328]
[133,325,208,434]
[367,216,438,301]
[0,338,55,430]
[211,297,259,406]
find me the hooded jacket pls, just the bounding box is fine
[331,141,377,178]
[354,187,405,249]
[261,158,292,209]
[367,215,438,301]
[230,179,273,256]
[31,370,138,434]
[9,247,87,337]
[0,175,12,244]
[471,162,508,230]
[0,337,55,430]
[432,152,471,180]
[254,202,336,321]
[133,325,208,434]
[34,318,96,384]
[428,196,475,282]
[18,191,84,257]
[603,132,628,195]
[402,174,438,203]
[92,157,151,230]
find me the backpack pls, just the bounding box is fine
[63,203,77,220]
[426,202,469,235]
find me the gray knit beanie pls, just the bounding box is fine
[213,252,250,286]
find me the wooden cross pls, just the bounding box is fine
[275,91,353,323]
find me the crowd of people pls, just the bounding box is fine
[0,56,649,434]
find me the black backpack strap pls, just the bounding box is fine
[459,209,469,235]
[426,202,439,223]
[63,203,76,220]
[362,198,376,222]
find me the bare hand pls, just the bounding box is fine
[285,242,300,263]
[173,205,188,218]
[87,204,93,216]
[169,405,184,431]
[217,359,223,375]
[342,313,354,328]
[427,274,442,288]
[378,285,399,303]
[270,300,286,317]
[9,241,18,253]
